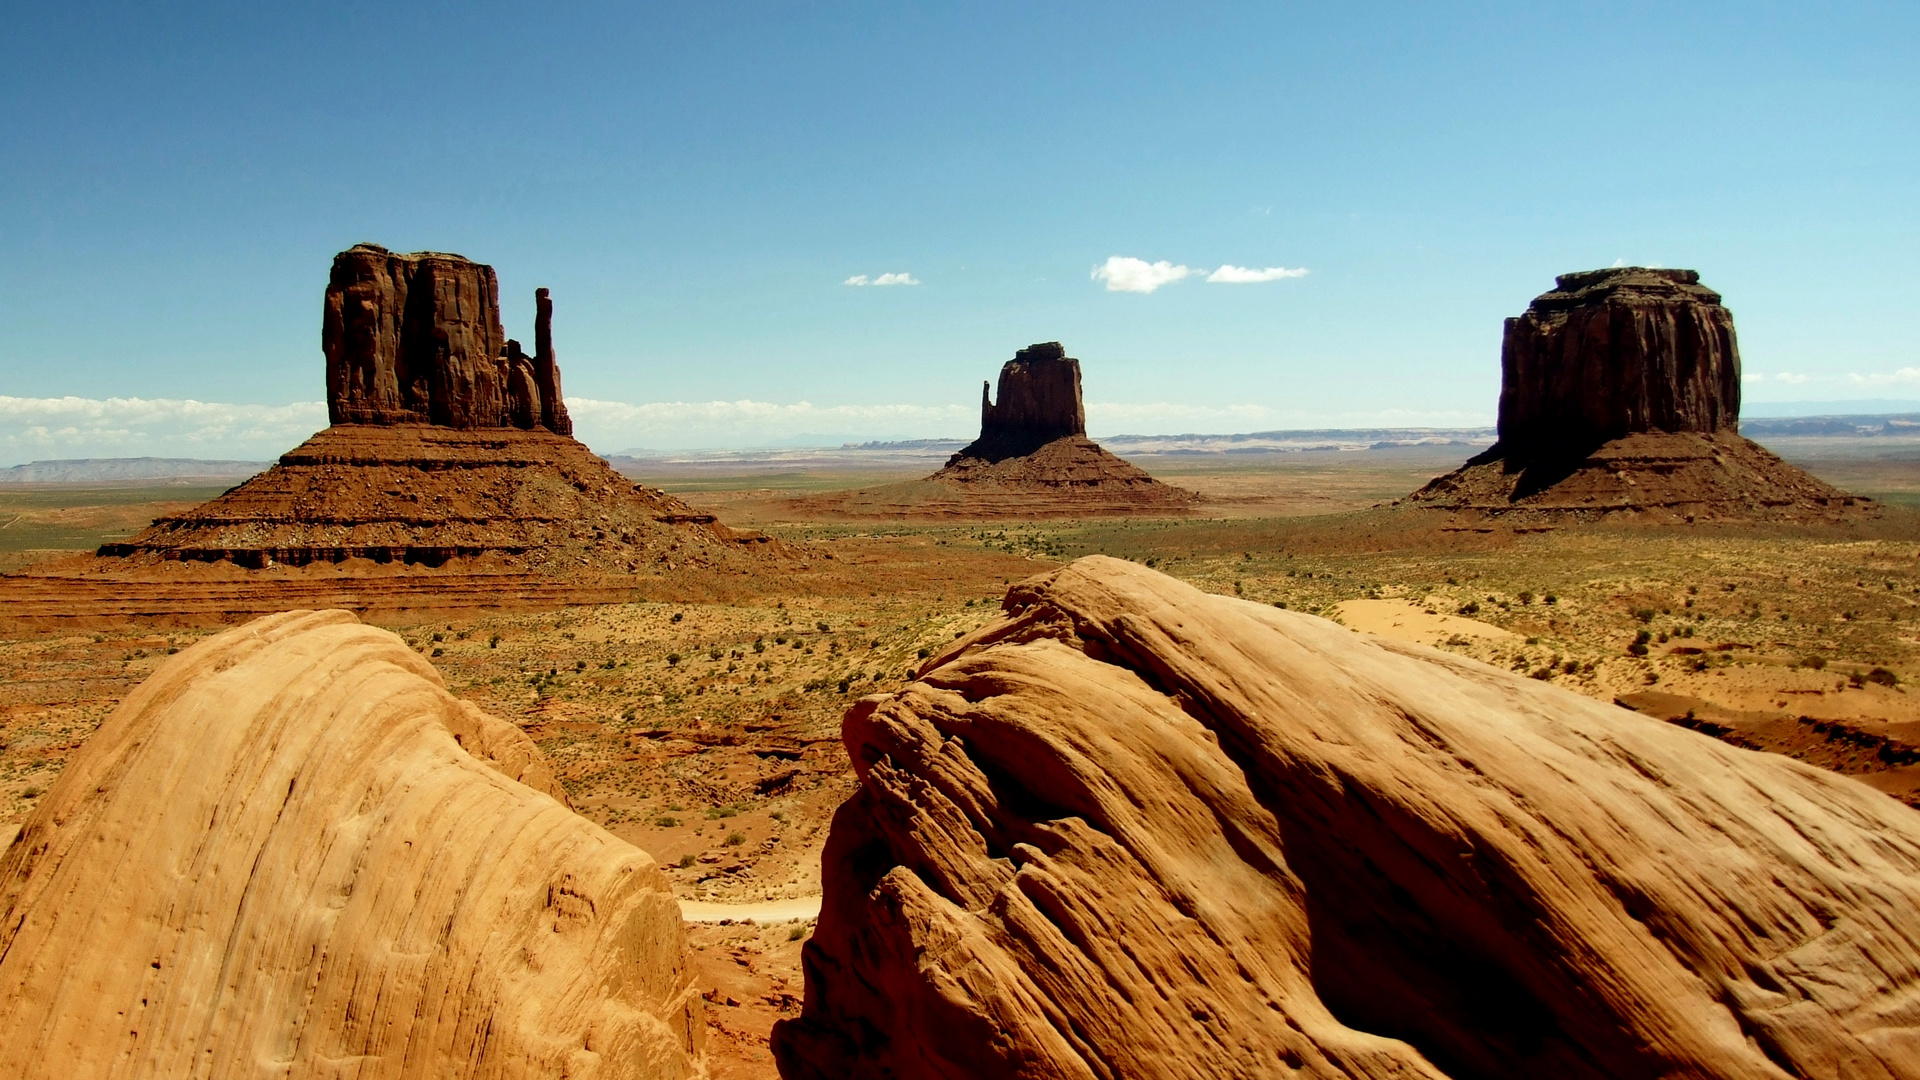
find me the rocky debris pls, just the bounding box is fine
[816,343,1197,518]
[98,424,786,574]
[774,555,1920,1080]
[0,610,704,1079]
[324,243,572,435]
[1410,269,1864,521]
[1500,268,1739,465]
[959,341,1088,462]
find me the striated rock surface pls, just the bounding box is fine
[1499,268,1739,465]
[99,423,784,573]
[775,555,1920,1080]
[324,243,573,435]
[1409,269,1864,522]
[818,343,1197,518]
[0,609,704,1079]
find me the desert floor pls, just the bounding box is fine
[4,434,1919,1078]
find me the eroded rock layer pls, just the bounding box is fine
[775,555,1920,1080]
[98,424,785,573]
[1406,429,1865,523]
[0,609,704,1080]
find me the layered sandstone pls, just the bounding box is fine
[1409,268,1863,521]
[0,610,703,1079]
[100,424,782,573]
[324,243,572,435]
[812,343,1198,518]
[775,556,1920,1080]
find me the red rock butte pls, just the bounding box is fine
[1408,267,1866,522]
[809,343,1199,518]
[91,245,783,575]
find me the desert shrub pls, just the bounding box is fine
[917,646,931,658]
[816,621,830,633]
[1633,629,1651,645]
[1458,601,1480,615]
[670,612,683,623]
[1633,608,1655,624]
[678,854,696,869]
[724,832,746,847]
[574,659,586,671]
[489,634,500,648]
[666,653,682,665]
[788,925,807,941]
[1803,656,1830,670]
[1544,594,1557,605]
[1530,668,1552,680]
[655,816,681,828]
[836,678,852,694]
[1518,591,1534,605]
[1868,667,1900,687]
[708,647,723,660]
[1562,659,1579,674]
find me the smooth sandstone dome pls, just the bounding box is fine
[776,556,1920,1080]
[0,610,703,1080]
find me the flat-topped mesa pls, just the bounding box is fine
[323,244,573,435]
[1497,267,1738,465]
[959,342,1087,462]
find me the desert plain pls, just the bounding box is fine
[5,431,1920,1078]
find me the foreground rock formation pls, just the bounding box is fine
[775,555,1920,1079]
[325,243,572,434]
[93,244,781,574]
[1409,268,1862,522]
[0,610,703,1079]
[809,343,1199,518]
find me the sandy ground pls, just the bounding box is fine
[1334,598,1518,645]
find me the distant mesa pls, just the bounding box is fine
[92,244,782,575]
[804,342,1199,518]
[1408,267,1867,522]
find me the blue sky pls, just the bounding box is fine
[1,1,1915,459]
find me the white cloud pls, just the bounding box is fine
[844,272,920,286]
[1206,264,1308,284]
[1091,256,1194,294]
[0,395,327,464]
[1774,372,1809,385]
[1848,368,1920,387]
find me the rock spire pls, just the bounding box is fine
[323,244,572,435]
[1496,267,1739,465]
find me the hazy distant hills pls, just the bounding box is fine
[0,457,269,484]
[12,413,1920,483]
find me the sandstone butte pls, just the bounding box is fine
[91,245,783,575]
[0,610,705,1080]
[775,555,1920,1080]
[1407,268,1866,523]
[812,343,1200,519]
